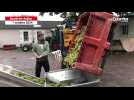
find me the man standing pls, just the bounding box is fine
[32,32,50,77]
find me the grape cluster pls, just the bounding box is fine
[63,32,84,67]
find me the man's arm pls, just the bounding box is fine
[40,42,50,57]
[32,50,40,58]
[32,44,40,58]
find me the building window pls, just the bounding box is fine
[121,22,128,35]
[23,31,29,41]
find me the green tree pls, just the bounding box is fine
[39,12,83,20]
[40,12,133,19]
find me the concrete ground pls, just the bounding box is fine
[0,49,134,87]
[99,52,134,87]
[0,49,37,76]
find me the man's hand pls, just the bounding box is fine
[36,55,41,58]
[36,56,40,58]
[40,52,50,57]
[33,51,41,58]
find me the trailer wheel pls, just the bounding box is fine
[22,45,30,52]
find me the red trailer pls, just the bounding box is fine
[74,12,113,75]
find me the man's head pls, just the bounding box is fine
[37,32,44,41]
[37,32,45,44]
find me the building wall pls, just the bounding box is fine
[0,30,20,48]
[113,17,134,40]
[0,29,52,48]
[113,23,123,40]
[128,17,134,35]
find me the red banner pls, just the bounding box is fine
[5,16,37,25]
[5,16,37,21]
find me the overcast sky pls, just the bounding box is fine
[0,12,64,21]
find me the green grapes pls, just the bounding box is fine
[63,31,84,68]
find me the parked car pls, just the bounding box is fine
[20,43,33,52]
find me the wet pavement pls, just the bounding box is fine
[0,49,38,77]
[0,49,134,87]
[99,52,134,87]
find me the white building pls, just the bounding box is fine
[0,21,61,49]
